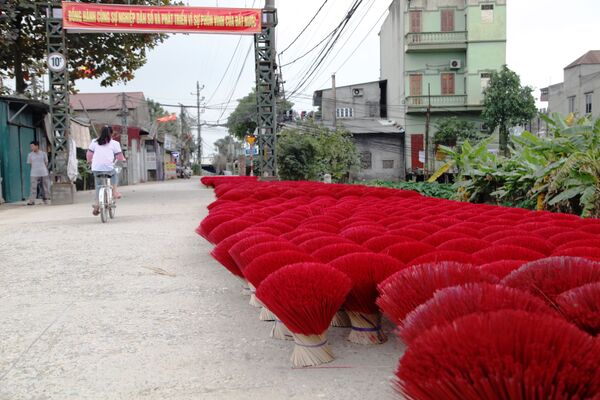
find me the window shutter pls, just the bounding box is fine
[441,10,454,32]
[441,73,455,95]
[410,11,422,33]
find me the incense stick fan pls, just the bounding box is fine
[256,262,351,367]
[243,250,316,322]
[329,253,403,344]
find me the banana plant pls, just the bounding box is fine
[523,114,600,216]
[434,138,499,202]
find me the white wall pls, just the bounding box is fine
[380,0,406,125]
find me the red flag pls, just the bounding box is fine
[157,114,177,123]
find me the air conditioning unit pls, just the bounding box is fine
[450,59,461,69]
[352,88,364,97]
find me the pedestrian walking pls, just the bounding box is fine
[27,140,50,205]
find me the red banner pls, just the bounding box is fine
[62,2,262,35]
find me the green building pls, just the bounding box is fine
[380,0,506,177]
[0,96,49,203]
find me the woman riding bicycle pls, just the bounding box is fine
[87,126,126,216]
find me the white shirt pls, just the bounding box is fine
[89,139,122,172]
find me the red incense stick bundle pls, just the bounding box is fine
[256,262,351,367]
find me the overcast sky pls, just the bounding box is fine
[73,0,600,154]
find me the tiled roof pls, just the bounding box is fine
[70,92,145,111]
[565,51,600,69]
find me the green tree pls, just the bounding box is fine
[227,89,293,140]
[212,135,242,174]
[277,129,319,181]
[314,124,359,182]
[0,0,178,94]
[434,117,482,146]
[277,122,359,182]
[481,65,537,156]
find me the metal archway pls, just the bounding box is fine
[43,1,278,204]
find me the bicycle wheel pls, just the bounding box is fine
[100,187,109,223]
[109,192,115,219]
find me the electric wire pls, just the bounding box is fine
[217,41,254,123]
[279,0,330,55]
[286,0,365,98]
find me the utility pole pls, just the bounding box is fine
[424,83,431,178]
[45,3,73,204]
[193,81,205,172]
[254,0,278,177]
[332,73,337,127]
[119,92,129,185]
[180,103,186,167]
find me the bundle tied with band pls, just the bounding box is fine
[257,262,351,367]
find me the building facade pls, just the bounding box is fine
[70,92,152,186]
[542,51,600,120]
[313,80,407,181]
[380,0,506,175]
[70,92,151,130]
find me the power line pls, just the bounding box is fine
[281,0,362,71]
[205,37,244,105]
[313,0,377,76]
[217,41,254,123]
[319,6,388,85]
[280,28,338,68]
[287,0,365,98]
[280,0,330,55]
[287,1,376,98]
[205,0,257,105]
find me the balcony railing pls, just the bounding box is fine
[406,31,467,46]
[406,95,467,108]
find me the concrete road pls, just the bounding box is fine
[0,179,401,400]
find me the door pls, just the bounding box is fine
[441,9,454,32]
[20,128,35,200]
[410,74,423,105]
[4,125,34,202]
[411,134,424,169]
[441,73,455,95]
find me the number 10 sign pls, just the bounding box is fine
[47,52,67,73]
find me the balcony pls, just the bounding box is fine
[405,31,467,52]
[406,95,472,112]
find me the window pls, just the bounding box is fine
[568,96,576,113]
[368,101,378,118]
[336,108,354,119]
[585,92,593,114]
[481,4,494,23]
[382,160,394,169]
[409,74,423,104]
[441,9,454,32]
[360,152,372,169]
[441,73,455,95]
[481,73,492,93]
[410,11,422,33]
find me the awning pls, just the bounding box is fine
[70,117,92,149]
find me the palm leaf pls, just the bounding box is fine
[548,186,584,206]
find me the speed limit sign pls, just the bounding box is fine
[47,52,66,73]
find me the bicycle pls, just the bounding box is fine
[96,165,121,223]
[96,173,115,223]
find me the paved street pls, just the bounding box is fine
[0,179,399,400]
